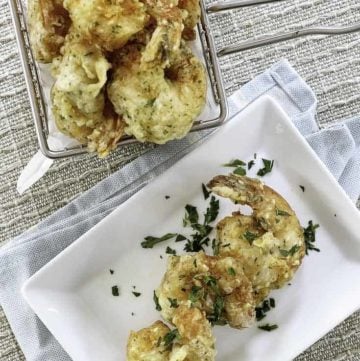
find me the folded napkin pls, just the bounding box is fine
[1,59,359,361]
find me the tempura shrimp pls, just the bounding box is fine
[127,305,216,361]
[178,0,200,40]
[107,30,206,144]
[156,252,255,329]
[63,0,149,51]
[51,37,125,156]
[207,174,305,303]
[28,0,70,62]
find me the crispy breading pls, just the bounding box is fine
[208,174,305,303]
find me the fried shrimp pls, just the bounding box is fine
[51,37,125,156]
[108,32,206,144]
[207,174,305,303]
[28,0,70,62]
[63,0,149,51]
[178,0,200,40]
[127,305,216,361]
[156,252,255,329]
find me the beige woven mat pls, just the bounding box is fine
[1,0,359,359]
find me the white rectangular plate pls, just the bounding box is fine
[23,96,360,361]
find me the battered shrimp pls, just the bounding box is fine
[28,0,70,62]
[108,32,206,144]
[178,0,200,40]
[156,252,255,329]
[207,174,305,303]
[63,0,149,51]
[51,37,125,156]
[127,305,216,361]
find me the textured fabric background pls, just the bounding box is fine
[0,0,359,360]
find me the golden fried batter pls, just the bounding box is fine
[108,35,206,144]
[63,0,149,51]
[178,0,200,40]
[51,36,125,156]
[127,305,215,361]
[28,0,70,62]
[207,174,305,303]
[156,252,255,329]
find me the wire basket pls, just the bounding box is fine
[8,0,360,158]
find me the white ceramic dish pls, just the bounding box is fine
[22,96,360,361]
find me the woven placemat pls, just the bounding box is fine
[1,0,359,359]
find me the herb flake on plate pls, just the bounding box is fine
[257,158,274,177]
[141,233,177,248]
[303,220,320,254]
[166,246,176,255]
[258,324,278,331]
[202,183,211,200]
[153,290,162,311]
[132,291,141,297]
[163,329,179,347]
[111,285,119,297]
[223,159,246,167]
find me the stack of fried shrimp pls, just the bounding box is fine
[28,0,206,157]
[127,175,306,360]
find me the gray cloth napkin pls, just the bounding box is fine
[0,59,359,361]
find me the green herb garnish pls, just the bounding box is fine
[163,329,179,347]
[166,246,176,255]
[257,159,274,176]
[258,324,278,331]
[227,267,236,276]
[153,290,162,311]
[202,183,211,200]
[223,159,246,167]
[248,160,255,170]
[299,185,305,192]
[207,295,225,325]
[183,205,199,226]
[280,244,300,257]
[303,220,320,254]
[275,208,290,217]
[233,166,246,176]
[243,231,257,244]
[189,285,202,304]
[111,285,119,297]
[175,234,187,242]
[132,291,141,297]
[212,239,220,255]
[109,269,114,275]
[168,298,179,308]
[141,233,177,248]
[255,298,276,321]
[204,196,219,224]
[165,195,170,199]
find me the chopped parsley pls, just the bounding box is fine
[189,285,202,304]
[183,205,199,226]
[233,166,246,176]
[163,329,179,347]
[141,233,177,248]
[165,195,170,199]
[275,208,290,217]
[299,185,305,192]
[202,183,211,200]
[208,295,225,325]
[255,298,276,321]
[227,267,236,276]
[111,285,119,297]
[193,259,197,268]
[109,269,114,275]
[280,244,300,257]
[166,246,176,255]
[132,291,141,297]
[257,159,274,177]
[258,324,278,331]
[248,160,255,170]
[175,234,187,242]
[212,239,220,255]
[153,291,162,311]
[131,312,135,316]
[223,159,246,167]
[168,298,179,308]
[243,230,257,244]
[204,196,220,224]
[303,220,320,254]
